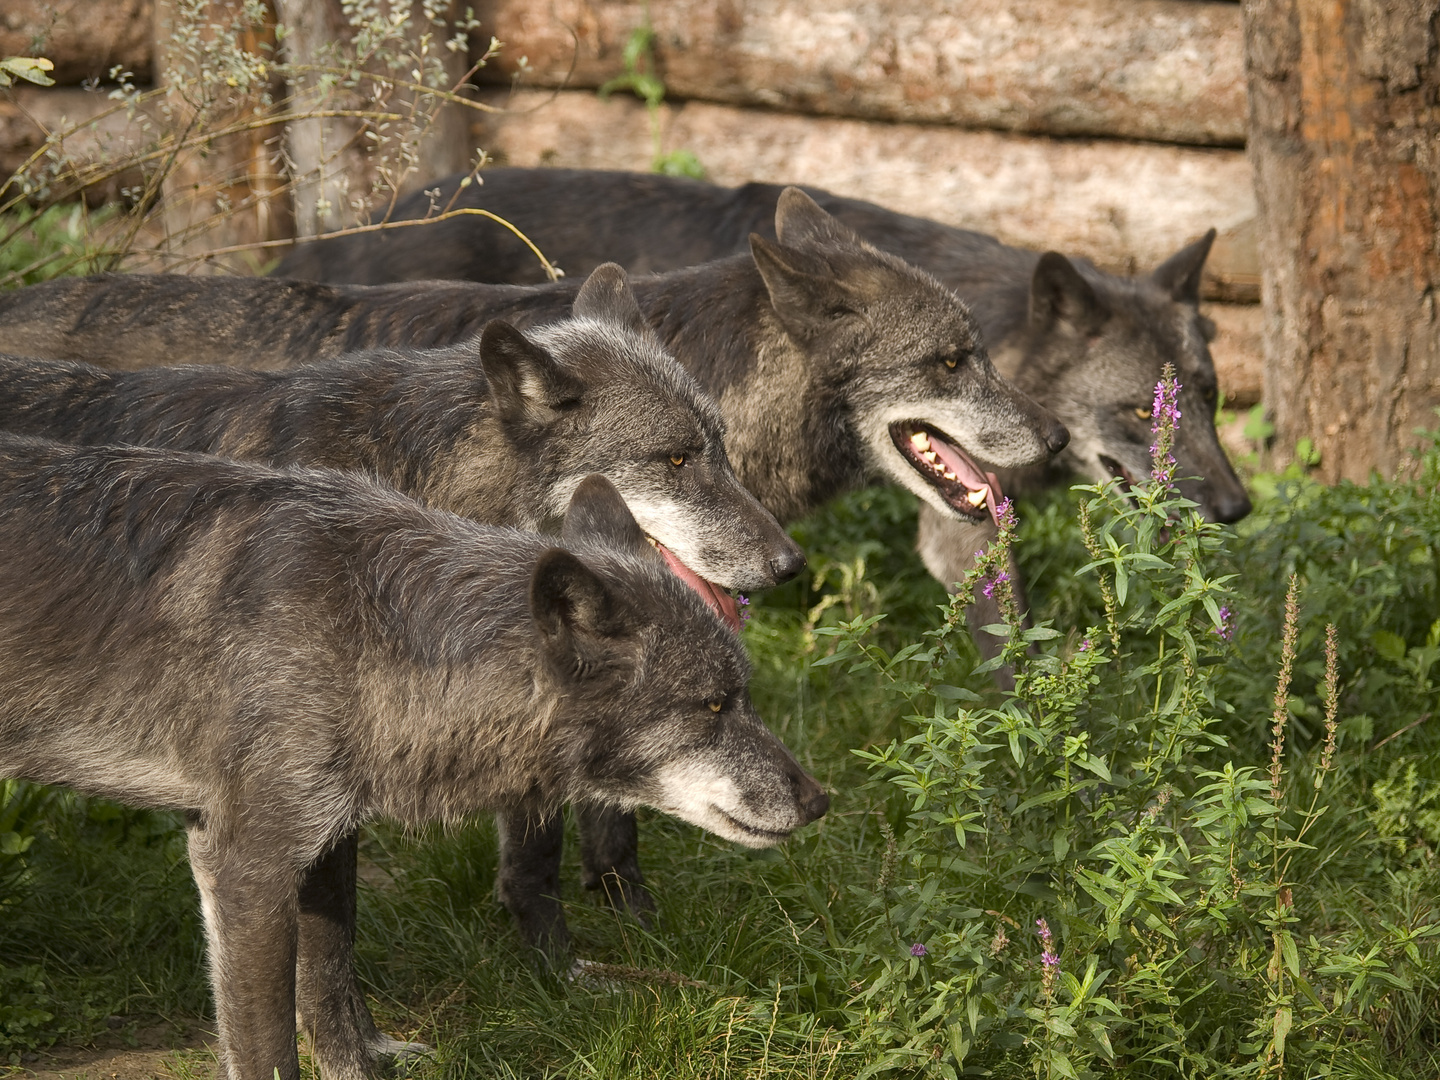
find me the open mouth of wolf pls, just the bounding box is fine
[1099,454,1142,500]
[889,421,1003,524]
[646,538,742,632]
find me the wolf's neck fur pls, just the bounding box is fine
[632,258,868,524]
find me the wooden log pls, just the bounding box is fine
[1246,0,1440,481]
[471,89,1260,300]
[0,86,153,202]
[0,0,154,85]
[470,0,1246,147]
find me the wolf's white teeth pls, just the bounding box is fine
[645,535,659,547]
[966,488,988,508]
[921,450,938,464]
[942,470,958,481]
[910,431,931,452]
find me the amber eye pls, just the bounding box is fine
[706,697,724,713]
[943,353,960,369]
[1135,407,1152,420]
[670,453,686,467]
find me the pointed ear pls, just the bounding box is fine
[531,547,632,679]
[572,262,650,337]
[749,233,857,341]
[1150,228,1216,306]
[479,320,585,426]
[773,186,863,249]
[561,475,653,559]
[1029,252,1107,335]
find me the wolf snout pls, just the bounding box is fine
[1041,415,1070,456]
[791,766,830,825]
[1206,485,1252,524]
[768,538,807,584]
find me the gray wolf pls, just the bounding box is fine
[271,167,1249,528]
[0,190,1067,939]
[0,448,827,1080]
[0,262,803,598]
[0,263,804,952]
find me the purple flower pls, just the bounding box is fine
[1036,918,1052,945]
[981,570,1011,600]
[994,497,1017,532]
[910,942,928,957]
[1149,366,1183,485]
[1213,604,1233,642]
[1078,637,1092,652]
[1041,950,1060,969]
[737,594,751,627]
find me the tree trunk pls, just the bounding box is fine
[275,0,474,238]
[1245,0,1440,482]
[152,0,291,272]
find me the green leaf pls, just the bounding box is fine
[1372,629,1408,663]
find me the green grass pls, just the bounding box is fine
[3,467,1439,1076]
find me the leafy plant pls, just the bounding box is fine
[598,22,706,179]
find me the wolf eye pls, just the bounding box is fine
[705,696,724,713]
[669,453,686,467]
[1134,407,1152,420]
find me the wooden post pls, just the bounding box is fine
[1245,0,1440,481]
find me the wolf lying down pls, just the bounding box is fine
[0,447,827,1080]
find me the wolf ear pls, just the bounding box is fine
[1150,228,1216,306]
[572,262,650,337]
[531,548,633,679]
[750,234,857,342]
[480,320,585,426]
[561,475,653,559]
[772,186,863,249]
[1029,252,1107,335]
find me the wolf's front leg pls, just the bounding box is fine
[186,820,303,1080]
[495,807,570,963]
[296,832,430,1080]
[576,803,654,924]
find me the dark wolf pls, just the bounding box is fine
[0,190,1067,943]
[0,447,828,1080]
[273,166,1251,534]
[0,263,804,951]
[0,262,803,600]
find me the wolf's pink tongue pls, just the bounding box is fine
[929,437,1007,527]
[654,543,742,632]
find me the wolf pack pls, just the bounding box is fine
[0,169,1249,1080]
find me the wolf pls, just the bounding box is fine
[0,448,828,1080]
[0,262,805,952]
[0,190,1067,940]
[272,166,1250,526]
[0,262,803,600]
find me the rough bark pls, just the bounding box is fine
[0,0,154,85]
[470,0,1245,146]
[471,89,1261,299]
[1246,0,1440,482]
[275,0,474,238]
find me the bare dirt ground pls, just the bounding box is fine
[10,1022,213,1080]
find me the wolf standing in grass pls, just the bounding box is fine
[0,449,827,1080]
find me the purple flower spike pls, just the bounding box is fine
[1149,365,1183,486]
[910,942,928,957]
[1213,604,1234,642]
[981,570,1011,600]
[1042,950,1060,969]
[737,594,751,627]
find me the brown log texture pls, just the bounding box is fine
[1246,0,1440,482]
[0,0,154,85]
[470,0,1246,146]
[472,89,1261,299]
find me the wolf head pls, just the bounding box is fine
[1003,233,1251,523]
[531,476,828,845]
[749,189,1069,524]
[480,264,804,595]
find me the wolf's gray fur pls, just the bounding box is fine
[0,447,827,1080]
[0,264,802,593]
[272,167,1248,526]
[0,190,1065,944]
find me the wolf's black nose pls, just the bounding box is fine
[769,541,806,584]
[1043,418,1070,455]
[795,772,830,825]
[1208,486,1252,524]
